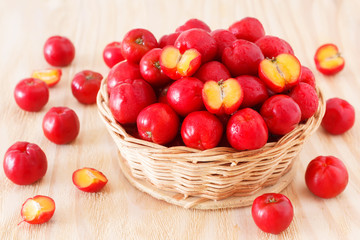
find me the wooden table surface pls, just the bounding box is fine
[1,0,360,239]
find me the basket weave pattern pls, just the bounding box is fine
[97,78,325,202]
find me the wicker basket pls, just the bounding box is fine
[97,78,326,209]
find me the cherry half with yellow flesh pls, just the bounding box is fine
[314,43,345,75]
[32,69,62,87]
[20,195,55,224]
[159,46,201,80]
[72,167,108,193]
[202,78,243,115]
[259,53,301,93]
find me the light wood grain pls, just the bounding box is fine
[0,0,360,239]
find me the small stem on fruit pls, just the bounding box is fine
[154,61,161,70]
[268,197,277,203]
[17,220,25,226]
[146,131,152,139]
[135,37,144,45]
[26,79,35,86]
[86,75,93,80]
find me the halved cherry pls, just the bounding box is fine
[202,78,243,115]
[314,43,345,75]
[20,195,55,225]
[31,69,62,87]
[72,167,108,193]
[259,53,301,93]
[159,46,201,80]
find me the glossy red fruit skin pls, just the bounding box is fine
[109,79,156,124]
[42,107,80,144]
[3,142,47,185]
[289,83,319,121]
[71,70,103,104]
[181,111,223,150]
[194,61,231,82]
[299,66,316,89]
[14,78,49,112]
[158,32,181,48]
[229,17,265,42]
[43,36,75,67]
[166,77,204,117]
[255,35,294,58]
[103,42,125,68]
[175,29,217,63]
[210,29,237,60]
[321,98,355,135]
[252,193,294,234]
[121,28,158,64]
[175,18,211,33]
[235,75,269,108]
[106,61,142,93]
[227,108,268,150]
[137,103,180,145]
[260,95,301,135]
[305,156,348,198]
[139,48,171,87]
[222,39,264,76]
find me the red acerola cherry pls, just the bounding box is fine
[71,70,103,104]
[3,142,47,185]
[42,107,80,144]
[321,98,355,134]
[43,36,75,67]
[14,78,49,112]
